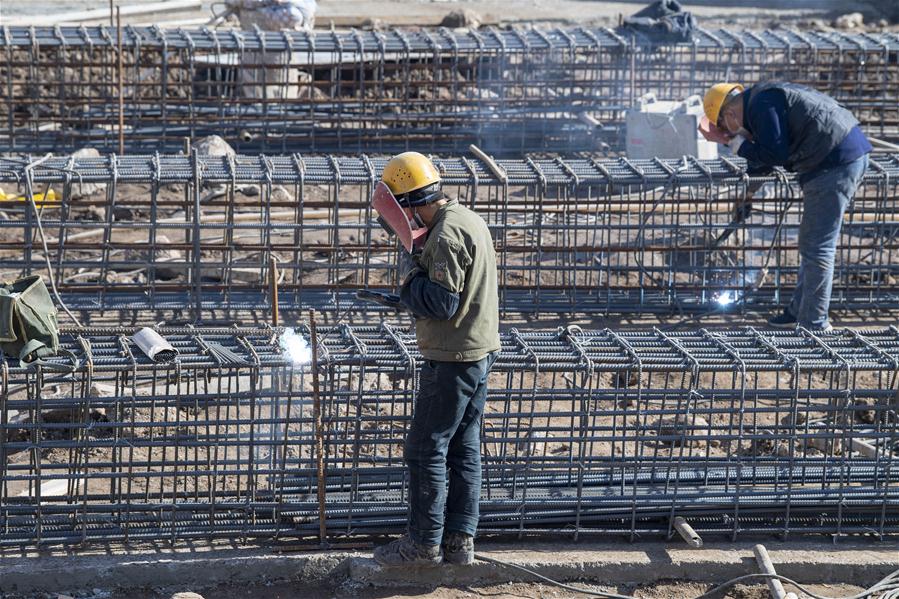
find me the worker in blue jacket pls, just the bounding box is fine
[701,81,872,333]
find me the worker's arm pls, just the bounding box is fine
[732,90,791,167]
[400,272,460,320]
[399,237,469,321]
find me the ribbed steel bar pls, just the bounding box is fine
[1,26,897,154]
[1,325,897,547]
[1,153,898,321]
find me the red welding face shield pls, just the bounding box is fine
[371,182,428,253]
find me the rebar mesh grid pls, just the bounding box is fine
[2,26,898,154]
[1,153,898,320]
[2,325,898,548]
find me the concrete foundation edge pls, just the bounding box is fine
[2,542,898,594]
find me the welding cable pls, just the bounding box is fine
[744,169,797,296]
[690,570,899,599]
[23,154,84,327]
[206,2,236,26]
[630,157,691,291]
[474,554,899,599]
[473,554,636,599]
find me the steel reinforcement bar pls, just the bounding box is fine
[1,26,898,154]
[1,325,897,547]
[1,153,898,321]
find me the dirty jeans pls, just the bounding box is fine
[788,154,869,330]
[405,353,497,546]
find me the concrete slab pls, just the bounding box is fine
[1,549,354,595]
[351,540,899,589]
[1,539,897,596]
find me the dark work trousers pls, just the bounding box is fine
[404,352,497,546]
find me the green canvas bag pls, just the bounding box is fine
[0,275,75,369]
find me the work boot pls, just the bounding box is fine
[767,308,797,329]
[373,535,442,567]
[442,531,475,566]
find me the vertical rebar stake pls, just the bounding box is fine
[191,148,202,319]
[109,0,115,27]
[116,6,124,155]
[270,257,280,327]
[310,310,327,546]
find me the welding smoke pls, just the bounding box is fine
[279,328,312,367]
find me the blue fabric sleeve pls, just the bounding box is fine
[816,126,872,170]
[737,89,791,167]
[400,271,461,320]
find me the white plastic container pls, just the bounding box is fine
[626,93,718,160]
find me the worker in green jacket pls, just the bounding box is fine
[371,152,500,567]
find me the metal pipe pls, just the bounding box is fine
[131,327,178,362]
[673,517,703,548]
[469,144,508,184]
[753,544,798,599]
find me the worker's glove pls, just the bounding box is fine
[733,199,752,223]
[397,249,423,286]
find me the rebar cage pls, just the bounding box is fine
[1,153,898,322]
[2,26,898,154]
[2,325,898,548]
[3,21,899,554]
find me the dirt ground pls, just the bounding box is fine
[6,580,867,599]
[218,581,867,599]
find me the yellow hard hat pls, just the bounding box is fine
[703,83,744,125]
[381,152,441,197]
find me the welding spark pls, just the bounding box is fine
[715,291,735,306]
[279,328,312,367]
